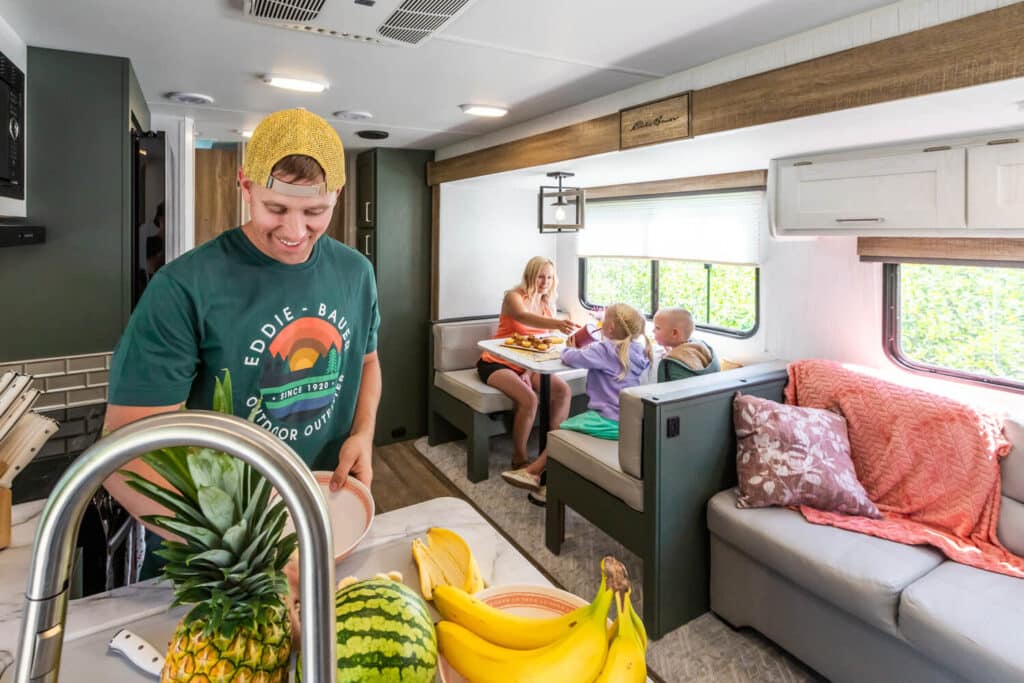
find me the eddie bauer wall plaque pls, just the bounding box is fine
[620,92,692,150]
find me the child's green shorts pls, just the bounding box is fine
[559,410,619,440]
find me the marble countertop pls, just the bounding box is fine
[0,496,552,680]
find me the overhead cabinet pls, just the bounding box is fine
[774,148,965,232]
[772,131,1024,235]
[967,141,1024,229]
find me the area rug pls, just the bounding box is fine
[413,435,822,683]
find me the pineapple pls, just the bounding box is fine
[123,371,298,683]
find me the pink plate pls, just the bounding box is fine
[279,471,375,562]
[437,584,588,683]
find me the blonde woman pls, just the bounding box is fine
[479,257,576,484]
[501,302,652,493]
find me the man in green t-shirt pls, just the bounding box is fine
[103,109,381,525]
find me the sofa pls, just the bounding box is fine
[709,392,1024,680]
[427,317,588,481]
[545,360,789,639]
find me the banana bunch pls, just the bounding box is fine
[435,556,648,683]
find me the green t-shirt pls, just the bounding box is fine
[110,227,379,470]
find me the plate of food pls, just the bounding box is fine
[277,471,375,562]
[437,584,589,683]
[501,332,566,353]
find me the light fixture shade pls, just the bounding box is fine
[262,75,329,93]
[538,186,585,233]
[459,104,508,117]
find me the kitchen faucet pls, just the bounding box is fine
[14,411,336,682]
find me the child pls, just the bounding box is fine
[650,307,720,382]
[558,303,653,440]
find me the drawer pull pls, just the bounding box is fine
[923,145,951,152]
[793,161,813,166]
[835,217,885,223]
[987,138,1019,146]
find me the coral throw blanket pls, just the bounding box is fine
[785,359,1024,578]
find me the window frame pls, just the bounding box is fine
[578,257,760,339]
[883,262,1024,393]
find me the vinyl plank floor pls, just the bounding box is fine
[370,440,464,513]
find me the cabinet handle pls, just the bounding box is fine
[8,117,19,141]
[364,201,372,223]
[835,218,885,223]
[987,138,1020,146]
[363,233,372,258]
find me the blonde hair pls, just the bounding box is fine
[604,303,653,381]
[518,256,558,312]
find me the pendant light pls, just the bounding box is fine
[538,171,585,233]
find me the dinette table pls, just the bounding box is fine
[476,338,571,459]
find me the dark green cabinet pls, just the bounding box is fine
[356,151,376,228]
[355,149,432,445]
[0,48,149,361]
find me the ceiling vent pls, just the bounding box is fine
[242,0,478,47]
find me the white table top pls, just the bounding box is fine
[477,338,570,374]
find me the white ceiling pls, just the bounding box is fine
[0,0,897,151]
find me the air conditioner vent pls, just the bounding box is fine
[248,0,325,23]
[379,0,472,45]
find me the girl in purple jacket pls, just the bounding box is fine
[559,303,653,440]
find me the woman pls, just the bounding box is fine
[478,256,575,490]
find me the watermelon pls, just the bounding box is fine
[298,578,438,682]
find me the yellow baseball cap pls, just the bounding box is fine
[242,108,345,195]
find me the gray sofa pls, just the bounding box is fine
[427,317,588,481]
[710,400,1024,680]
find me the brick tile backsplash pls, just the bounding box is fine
[46,373,88,392]
[4,351,113,412]
[67,355,108,373]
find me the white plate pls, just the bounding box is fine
[279,471,375,562]
[437,584,588,683]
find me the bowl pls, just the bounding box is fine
[278,471,375,562]
[437,584,589,683]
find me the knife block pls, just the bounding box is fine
[0,486,11,550]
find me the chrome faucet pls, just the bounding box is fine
[15,411,337,682]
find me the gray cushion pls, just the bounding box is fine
[900,561,1024,683]
[548,429,643,512]
[998,416,1024,557]
[433,320,498,372]
[708,488,945,637]
[434,368,587,415]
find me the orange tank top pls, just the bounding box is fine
[480,290,552,372]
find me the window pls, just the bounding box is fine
[885,263,1024,391]
[580,257,759,336]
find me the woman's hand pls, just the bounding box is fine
[555,318,576,335]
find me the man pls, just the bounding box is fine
[104,109,381,526]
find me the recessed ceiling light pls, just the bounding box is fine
[166,91,215,105]
[262,75,329,93]
[333,110,374,121]
[235,129,253,138]
[357,130,389,140]
[459,104,508,118]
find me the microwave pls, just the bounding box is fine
[0,51,23,200]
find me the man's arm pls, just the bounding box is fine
[330,351,381,491]
[102,403,184,538]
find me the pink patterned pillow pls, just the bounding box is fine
[733,393,880,518]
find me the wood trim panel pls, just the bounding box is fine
[692,4,1024,136]
[430,184,440,320]
[426,113,620,186]
[857,237,1024,263]
[619,92,691,150]
[586,169,767,200]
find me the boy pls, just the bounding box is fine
[649,307,720,382]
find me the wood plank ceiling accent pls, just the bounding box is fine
[691,4,1024,135]
[857,237,1024,264]
[426,113,620,186]
[427,4,1024,186]
[586,169,766,200]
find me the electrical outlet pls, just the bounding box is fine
[666,416,680,438]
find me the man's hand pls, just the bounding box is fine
[331,432,373,491]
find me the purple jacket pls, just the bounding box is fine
[560,339,650,421]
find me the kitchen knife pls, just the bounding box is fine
[108,629,164,678]
[0,388,39,445]
[0,374,31,422]
[0,411,58,488]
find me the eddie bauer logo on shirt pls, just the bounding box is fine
[241,303,352,442]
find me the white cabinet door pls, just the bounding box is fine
[968,142,1024,229]
[775,149,965,232]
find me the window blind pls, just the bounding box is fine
[578,190,765,265]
